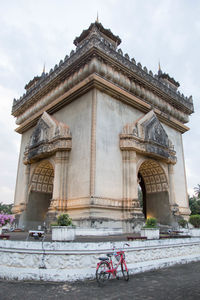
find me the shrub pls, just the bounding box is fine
[50,222,58,227]
[144,217,158,228]
[178,218,188,228]
[57,214,73,227]
[189,214,200,228]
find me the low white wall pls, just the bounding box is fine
[75,227,123,236]
[0,238,200,282]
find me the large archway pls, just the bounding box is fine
[26,160,54,229]
[138,159,172,225]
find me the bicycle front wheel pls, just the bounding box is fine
[96,261,110,285]
[121,261,129,281]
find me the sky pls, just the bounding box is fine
[0,0,199,204]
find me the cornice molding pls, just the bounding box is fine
[12,35,194,121]
[14,55,190,126]
[15,74,190,134]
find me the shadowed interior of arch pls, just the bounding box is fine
[138,159,172,225]
[24,161,54,230]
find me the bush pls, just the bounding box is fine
[178,218,188,228]
[189,196,200,215]
[57,214,73,227]
[0,203,13,214]
[144,217,158,228]
[189,215,200,228]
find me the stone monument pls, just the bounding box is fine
[11,21,194,231]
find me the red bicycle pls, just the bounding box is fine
[96,243,130,285]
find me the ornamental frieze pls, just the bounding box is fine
[23,112,72,164]
[120,110,177,164]
[12,22,193,126]
[14,56,190,128]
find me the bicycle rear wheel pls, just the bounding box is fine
[121,261,129,281]
[96,261,110,285]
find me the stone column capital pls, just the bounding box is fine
[55,151,70,163]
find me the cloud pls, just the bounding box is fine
[0,0,199,204]
[0,186,14,205]
[0,85,20,204]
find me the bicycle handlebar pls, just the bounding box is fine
[111,242,130,252]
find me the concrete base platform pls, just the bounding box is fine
[75,227,123,236]
[0,235,200,282]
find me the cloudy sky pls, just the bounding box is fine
[0,0,199,204]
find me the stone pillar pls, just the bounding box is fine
[12,164,30,215]
[168,163,179,216]
[49,151,70,214]
[122,150,144,232]
[129,151,140,208]
[122,150,142,213]
[24,164,31,204]
[122,150,128,206]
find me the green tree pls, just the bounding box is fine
[0,202,13,214]
[189,196,200,215]
[194,184,200,198]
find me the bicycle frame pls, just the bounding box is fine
[109,252,123,277]
[96,243,130,284]
[96,251,128,278]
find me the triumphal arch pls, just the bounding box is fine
[12,21,194,231]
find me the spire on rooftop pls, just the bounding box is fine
[73,21,121,50]
[158,61,162,77]
[41,63,46,77]
[96,12,99,23]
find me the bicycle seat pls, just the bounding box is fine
[107,253,112,257]
[99,257,109,261]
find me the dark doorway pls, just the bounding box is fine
[138,159,172,225]
[138,172,147,218]
[25,191,52,229]
[24,160,54,229]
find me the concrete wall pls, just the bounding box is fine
[14,128,34,207]
[162,123,189,210]
[53,91,92,199]
[13,87,189,227]
[14,91,92,226]
[95,91,143,199]
[0,238,200,282]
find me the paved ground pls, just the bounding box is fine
[1,231,141,242]
[0,261,200,300]
[1,230,183,243]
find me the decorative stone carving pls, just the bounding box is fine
[49,151,70,212]
[11,22,192,230]
[12,22,193,129]
[170,203,180,216]
[138,160,168,194]
[12,203,27,214]
[73,21,121,50]
[120,110,177,164]
[30,161,54,194]
[24,112,72,164]
[14,56,190,127]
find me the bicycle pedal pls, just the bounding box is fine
[116,276,120,280]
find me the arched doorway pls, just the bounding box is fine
[138,172,146,219]
[26,160,54,229]
[138,159,172,225]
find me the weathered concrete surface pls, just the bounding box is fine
[12,22,193,231]
[0,261,200,300]
[0,238,200,282]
